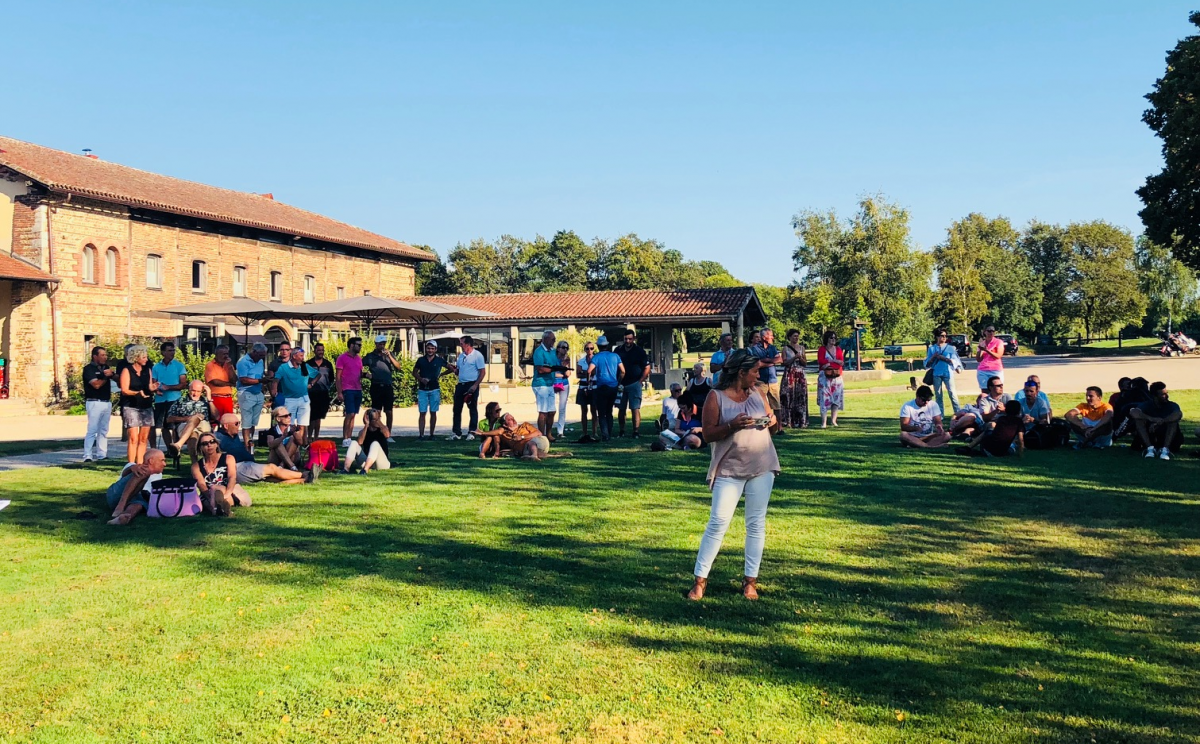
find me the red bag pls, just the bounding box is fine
[306,439,339,471]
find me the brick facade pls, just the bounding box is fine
[6,194,419,404]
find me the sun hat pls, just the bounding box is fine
[597,335,610,347]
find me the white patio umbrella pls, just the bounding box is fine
[158,298,289,346]
[282,297,495,344]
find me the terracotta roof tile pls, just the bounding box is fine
[419,287,763,325]
[0,135,431,262]
[0,253,57,283]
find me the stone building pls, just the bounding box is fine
[0,134,431,405]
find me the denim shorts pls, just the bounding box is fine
[417,389,441,413]
[121,407,154,429]
[341,389,363,415]
[238,390,265,429]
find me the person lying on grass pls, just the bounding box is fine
[475,413,573,461]
[958,400,1025,457]
[106,448,166,525]
[899,385,951,449]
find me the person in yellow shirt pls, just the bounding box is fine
[1064,386,1114,449]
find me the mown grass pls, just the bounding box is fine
[1,392,1198,743]
[0,439,83,458]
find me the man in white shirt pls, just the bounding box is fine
[448,335,488,440]
[658,382,683,432]
[900,385,951,449]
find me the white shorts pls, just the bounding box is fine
[976,369,1002,390]
[533,385,557,413]
[284,396,311,427]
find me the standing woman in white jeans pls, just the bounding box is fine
[554,341,571,437]
[688,349,781,601]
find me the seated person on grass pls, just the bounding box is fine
[960,400,1025,457]
[192,433,252,517]
[474,402,506,459]
[658,383,683,433]
[1017,380,1052,432]
[477,413,573,461]
[164,381,216,457]
[343,408,392,474]
[106,448,166,526]
[1128,381,1184,460]
[673,400,706,450]
[1064,386,1114,449]
[215,414,309,484]
[265,407,303,470]
[949,376,1011,437]
[899,385,951,449]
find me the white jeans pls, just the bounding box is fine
[694,472,775,579]
[345,440,391,471]
[84,400,111,459]
[555,383,570,434]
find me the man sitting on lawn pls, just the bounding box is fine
[1064,386,1114,449]
[105,448,166,526]
[899,385,951,449]
[1127,381,1184,460]
[215,414,311,484]
[1017,380,1052,432]
[959,400,1025,457]
[949,376,1011,438]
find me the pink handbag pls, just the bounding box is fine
[147,478,203,518]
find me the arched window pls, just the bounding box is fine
[104,248,118,286]
[192,260,207,293]
[146,254,163,289]
[81,245,96,284]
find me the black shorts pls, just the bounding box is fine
[310,389,331,420]
[575,386,594,406]
[370,383,395,411]
[153,401,173,429]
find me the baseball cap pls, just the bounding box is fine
[424,340,438,348]
[375,334,387,343]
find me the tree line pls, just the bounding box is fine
[414,198,1198,347]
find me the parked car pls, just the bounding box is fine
[948,334,971,357]
[995,333,1019,356]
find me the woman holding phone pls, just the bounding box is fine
[686,349,780,601]
[975,325,1005,392]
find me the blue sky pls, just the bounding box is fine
[0,1,1191,284]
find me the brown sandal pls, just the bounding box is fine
[686,577,707,601]
[742,576,759,600]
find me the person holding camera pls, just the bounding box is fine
[686,349,780,602]
[265,406,303,471]
[343,408,392,474]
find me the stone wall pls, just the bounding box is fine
[7,195,419,403]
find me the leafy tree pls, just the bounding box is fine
[1019,221,1073,339]
[414,245,452,296]
[1064,221,1147,339]
[1136,238,1199,333]
[444,237,522,294]
[1138,11,1200,271]
[933,214,994,333]
[523,231,592,292]
[793,195,932,344]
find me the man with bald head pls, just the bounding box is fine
[164,380,216,457]
[106,448,166,525]
[214,414,309,484]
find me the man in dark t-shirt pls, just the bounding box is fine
[82,346,115,462]
[961,400,1025,457]
[413,340,449,439]
[306,342,336,441]
[615,329,650,437]
[362,335,402,439]
[1127,381,1184,459]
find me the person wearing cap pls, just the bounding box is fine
[447,335,488,440]
[413,340,450,440]
[274,347,319,449]
[362,334,402,441]
[659,382,684,433]
[531,330,560,438]
[588,336,625,442]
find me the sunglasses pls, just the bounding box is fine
[277,414,292,419]
[200,439,218,447]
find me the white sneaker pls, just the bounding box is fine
[1159,448,1171,461]
[1144,447,1158,459]
[446,434,460,441]
[465,434,476,441]
[342,438,352,447]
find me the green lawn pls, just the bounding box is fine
[2,392,1199,743]
[0,439,83,458]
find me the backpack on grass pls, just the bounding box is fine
[307,439,339,471]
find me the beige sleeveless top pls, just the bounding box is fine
[706,388,781,487]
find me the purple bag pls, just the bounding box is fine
[147,477,203,518]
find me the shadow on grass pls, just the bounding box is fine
[5,421,1200,741]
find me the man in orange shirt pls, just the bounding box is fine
[204,345,238,419]
[1064,385,1114,449]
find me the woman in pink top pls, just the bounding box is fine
[687,349,781,602]
[975,325,1005,391]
